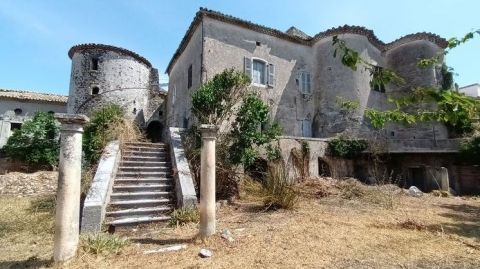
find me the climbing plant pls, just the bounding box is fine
[332,30,480,136]
[328,136,368,159]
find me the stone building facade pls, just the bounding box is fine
[0,89,67,147]
[167,8,450,140]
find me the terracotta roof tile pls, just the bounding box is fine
[166,8,448,73]
[0,89,68,103]
[69,43,152,68]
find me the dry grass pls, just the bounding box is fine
[1,178,480,268]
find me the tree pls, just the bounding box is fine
[3,112,60,169]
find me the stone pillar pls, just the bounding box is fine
[199,124,217,239]
[53,113,89,263]
[0,119,11,148]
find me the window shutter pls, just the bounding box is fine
[244,57,252,78]
[268,63,275,87]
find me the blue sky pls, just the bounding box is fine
[0,0,478,95]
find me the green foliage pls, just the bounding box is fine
[459,136,480,165]
[4,112,59,169]
[266,143,282,162]
[440,63,454,90]
[328,136,368,159]
[168,207,200,227]
[192,68,250,124]
[332,36,361,71]
[229,93,282,167]
[82,234,130,255]
[262,163,298,210]
[82,104,126,166]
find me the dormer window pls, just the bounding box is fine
[91,58,99,71]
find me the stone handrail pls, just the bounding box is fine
[80,140,120,233]
[168,127,197,207]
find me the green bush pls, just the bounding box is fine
[459,136,480,165]
[328,136,368,159]
[3,112,59,169]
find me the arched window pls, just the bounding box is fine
[14,108,22,115]
[91,87,100,95]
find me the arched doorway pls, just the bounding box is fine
[146,121,163,143]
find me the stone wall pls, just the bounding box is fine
[167,25,203,129]
[67,48,152,126]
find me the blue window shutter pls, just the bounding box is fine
[268,63,275,87]
[244,57,252,79]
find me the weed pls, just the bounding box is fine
[169,207,200,227]
[29,195,56,214]
[262,163,299,210]
[82,233,130,255]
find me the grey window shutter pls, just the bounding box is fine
[244,57,252,78]
[268,63,275,87]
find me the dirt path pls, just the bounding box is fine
[1,179,479,268]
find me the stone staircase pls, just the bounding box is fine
[105,142,175,226]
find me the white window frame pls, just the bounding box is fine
[251,57,268,87]
[297,71,312,95]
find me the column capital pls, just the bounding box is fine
[55,113,90,125]
[199,124,218,139]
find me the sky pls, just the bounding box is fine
[0,0,478,95]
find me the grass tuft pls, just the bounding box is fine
[81,233,130,255]
[262,164,299,210]
[169,207,200,227]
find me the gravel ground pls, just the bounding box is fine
[0,171,57,196]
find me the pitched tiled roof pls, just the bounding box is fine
[69,43,153,68]
[0,89,68,103]
[166,7,448,73]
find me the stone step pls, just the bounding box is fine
[124,142,166,147]
[116,171,173,178]
[113,183,173,192]
[106,215,171,226]
[109,198,172,208]
[118,166,171,173]
[123,147,168,153]
[115,177,174,185]
[110,191,172,201]
[122,156,168,162]
[122,151,167,158]
[106,206,173,217]
[120,161,171,167]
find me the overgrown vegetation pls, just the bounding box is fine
[332,31,480,137]
[459,136,480,165]
[168,207,200,227]
[82,233,130,255]
[291,141,310,180]
[185,69,282,199]
[3,112,59,169]
[83,104,143,166]
[328,136,368,159]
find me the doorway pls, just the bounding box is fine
[146,121,163,143]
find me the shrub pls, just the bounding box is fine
[3,112,60,169]
[83,104,142,166]
[459,136,480,165]
[82,233,130,255]
[262,163,299,210]
[168,207,200,227]
[328,136,368,159]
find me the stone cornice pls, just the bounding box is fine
[166,8,448,73]
[69,43,152,68]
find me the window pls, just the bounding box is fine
[256,41,261,46]
[244,57,275,87]
[302,119,312,137]
[14,108,22,115]
[10,122,22,131]
[91,87,100,95]
[371,66,386,93]
[91,58,99,71]
[297,71,312,94]
[252,59,266,85]
[187,64,193,89]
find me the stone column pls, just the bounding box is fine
[0,119,11,148]
[199,124,217,239]
[53,113,89,263]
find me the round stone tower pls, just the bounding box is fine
[67,44,155,125]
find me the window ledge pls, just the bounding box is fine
[252,83,267,88]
